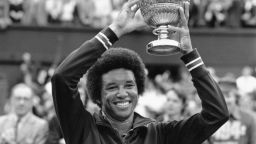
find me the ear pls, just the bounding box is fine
[96,100,102,107]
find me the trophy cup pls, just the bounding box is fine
[140,0,189,56]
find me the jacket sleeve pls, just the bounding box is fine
[163,49,229,144]
[51,27,118,144]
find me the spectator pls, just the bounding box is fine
[204,0,229,27]
[189,0,208,27]
[157,89,188,122]
[8,0,25,24]
[76,0,95,26]
[241,0,256,27]
[45,0,62,24]
[0,0,11,29]
[186,90,202,116]
[236,66,256,95]
[225,0,243,28]
[239,91,256,112]
[173,67,195,98]
[59,0,77,26]
[0,83,48,144]
[208,79,256,144]
[90,0,113,28]
[22,0,47,26]
[20,52,44,97]
[135,78,167,119]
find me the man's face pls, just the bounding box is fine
[164,90,183,116]
[11,86,33,117]
[101,68,138,121]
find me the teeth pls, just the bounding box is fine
[116,102,129,107]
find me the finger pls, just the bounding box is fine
[184,1,190,20]
[123,0,140,14]
[167,25,183,33]
[179,7,188,28]
[126,0,140,8]
[131,3,140,13]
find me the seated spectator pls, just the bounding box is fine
[236,66,256,95]
[45,0,62,24]
[204,0,230,27]
[59,0,77,26]
[225,0,243,28]
[157,88,188,122]
[20,52,43,96]
[186,90,202,116]
[76,0,95,26]
[22,0,47,26]
[8,0,25,24]
[135,78,167,119]
[241,0,256,27]
[0,83,48,144]
[239,91,256,112]
[90,0,113,28]
[0,0,11,29]
[189,0,208,27]
[173,67,196,98]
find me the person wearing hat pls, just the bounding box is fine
[51,0,229,144]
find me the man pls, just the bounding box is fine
[0,83,48,144]
[208,79,256,144]
[0,0,10,29]
[51,0,229,144]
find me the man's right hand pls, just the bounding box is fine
[109,0,143,38]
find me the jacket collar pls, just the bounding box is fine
[93,111,155,129]
[8,112,33,124]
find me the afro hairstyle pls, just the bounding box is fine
[86,48,146,107]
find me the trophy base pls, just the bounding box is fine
[146,39,180,56]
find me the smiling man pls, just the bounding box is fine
[51,0,229,144]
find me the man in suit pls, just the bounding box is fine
[0,83,48,144]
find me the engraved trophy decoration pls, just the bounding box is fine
[140,0,189,55]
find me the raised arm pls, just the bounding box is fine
[51,27,118,144]
[51,0,142,143]
[161,2,229,144]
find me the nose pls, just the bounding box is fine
[116,87,128,98]
[18,98,26,105]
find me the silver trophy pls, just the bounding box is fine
[140,0,189,56]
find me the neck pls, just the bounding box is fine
[16,111,30,120]
[103,112,134,136]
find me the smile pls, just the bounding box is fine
[114,101,131,108]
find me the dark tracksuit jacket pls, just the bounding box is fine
[51,27,229,144]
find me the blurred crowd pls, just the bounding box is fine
[0,51,256,144]
[1,0,256,29]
